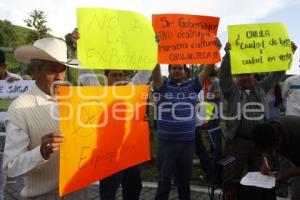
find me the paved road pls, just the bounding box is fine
[3,181,216,200]
[3,181,290,200]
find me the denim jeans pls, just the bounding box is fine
[155,140,194,200]
[99,165,142,200]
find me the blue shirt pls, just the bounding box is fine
[265,94,280,119]
[154,78,202,141]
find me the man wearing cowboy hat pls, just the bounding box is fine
[2,38,88,199]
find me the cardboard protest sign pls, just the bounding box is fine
[152,14,220,64]
[228,23,292,74]
[59,85,150,196]
[77,8,157,70]
[0,80,34,99]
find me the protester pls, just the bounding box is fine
[0,48,23,200]
[0,49,21,82]
[195,67,223,184]
[265,83,291,198]
[253,115,300,200]
[96,69,153,200]
[220,42,297,200]
[280,56,300,198]
[2,38,88,199]
[152,38,221,200]
[282,59,300,116]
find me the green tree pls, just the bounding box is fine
[24,9,51,43]
[0,20,17,47]
[0,31,3,46]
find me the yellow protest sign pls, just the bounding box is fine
[59,85,150,196]
[77,8,157,70]
[228,23,292,74]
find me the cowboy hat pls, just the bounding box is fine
[14,38,80,68]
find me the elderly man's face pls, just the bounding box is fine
[31,61,66,95]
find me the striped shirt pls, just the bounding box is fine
[154,78,202,141]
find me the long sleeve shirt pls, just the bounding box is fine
[219,53,285,139]
[3,84,60,197]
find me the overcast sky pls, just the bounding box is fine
[1,0,300,74]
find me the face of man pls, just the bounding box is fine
[169,64,185,83]
[235,73,255,89]
[31,61,66,95]
[0,63,7,80]
[107,70,125,86]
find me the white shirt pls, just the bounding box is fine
[4,71,22,81]
[195,90,206,127]
[78,69,100,86]
[3,85,55,178]
[282,74,300,116]
[3,84,61,197]
[129,70,152,85]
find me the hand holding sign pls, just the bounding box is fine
[215,37,222,50]
[71,28,79,49]
[40,132,64,160]
[224,42,231,54]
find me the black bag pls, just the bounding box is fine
[214,155,236,186]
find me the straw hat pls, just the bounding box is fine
[14,38,80,68]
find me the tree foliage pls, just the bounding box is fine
[24,9,51,43]
[0,20,17,47]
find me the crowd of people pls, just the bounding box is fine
[0,26,300,200]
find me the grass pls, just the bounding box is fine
[13,24,33,46]
[0,100,12,112]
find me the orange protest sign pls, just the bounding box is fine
[58,85,150,196]
[152,14,220,64]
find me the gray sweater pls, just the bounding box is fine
[219,53,285,140]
